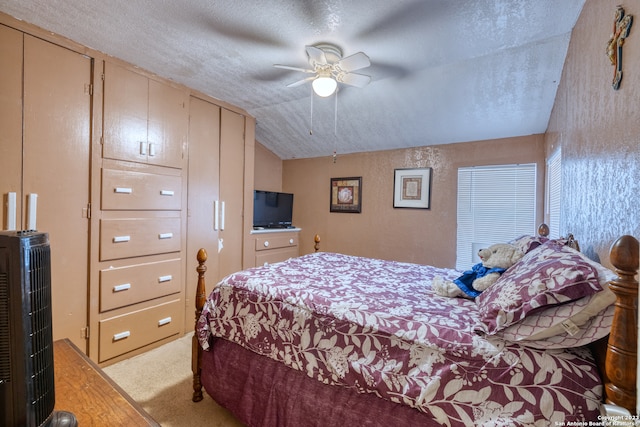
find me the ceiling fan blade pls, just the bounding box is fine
[274,64,315,73]
[305,45,327,66]
[336,72,371,88]
[287,76,316,88]
[335,52,370,72]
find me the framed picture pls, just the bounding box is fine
[394,168,432,209]
[330,177,362,213]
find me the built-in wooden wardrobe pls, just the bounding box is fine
[0,24,91,351]
[1,12,255,364]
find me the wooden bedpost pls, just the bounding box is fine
[192,248,208,402]
[605,235,639,414]
[314,234,321,252]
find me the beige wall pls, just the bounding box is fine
[545,0,640,267]
[282,135,545,268]
[254,141,282,191]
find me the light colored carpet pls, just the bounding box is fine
[103,333,245,427]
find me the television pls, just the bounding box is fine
[253,190,294,229]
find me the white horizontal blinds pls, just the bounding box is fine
[456,164,537,270]
[546,149,561,239]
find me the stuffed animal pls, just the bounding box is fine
[432,243,524,298]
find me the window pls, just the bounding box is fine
[545,149,561,239]
[456,164,537,270]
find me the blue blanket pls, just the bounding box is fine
[453,263,506,298]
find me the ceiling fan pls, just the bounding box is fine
[274,43,371,97]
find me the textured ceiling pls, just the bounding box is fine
[1,0,585,159]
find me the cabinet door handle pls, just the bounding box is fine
[115,187,133,194]
[158,317,172,326]
[139,141,147,155]
[148,142,156,157]
[158,275,172,283]
[214,200,219,231]
[113,331,131,341]
[6,192,16,231]
[160,190,174,196]
[220,200,226,231]
[113,235,131,243]
[113,283,131,292]
[158,232,173,239]
[27,193,38,230]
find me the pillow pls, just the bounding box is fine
[508,235,549,254]
[496,287,615,348]
[475,240,603,335]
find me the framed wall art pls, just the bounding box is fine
[393,167,431,209]
[330,177,362,213]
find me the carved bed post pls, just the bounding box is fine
[605,235,639,414]
[192,248,208,402]
[314,234,321,252]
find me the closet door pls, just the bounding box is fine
[23,35,91,351]
[186,96,220,329]
[0,25,23,230]
[218,108,245,279]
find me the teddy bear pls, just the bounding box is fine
[432,243,524,299]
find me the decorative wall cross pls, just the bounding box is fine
[606,6,633,90]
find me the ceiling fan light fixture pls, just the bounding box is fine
[312,76,337,97]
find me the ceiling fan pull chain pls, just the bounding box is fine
[309,85,314,135]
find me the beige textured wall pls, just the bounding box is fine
[254,141,283,191]
[545,0,640,267]
[282,135,545,267]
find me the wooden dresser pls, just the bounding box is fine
[54,339,159,426]
[250,228,301,267]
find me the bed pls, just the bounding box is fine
[191,229,639,426]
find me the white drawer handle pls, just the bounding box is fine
[289,239,294,244]
[113,283,131,292]
[160,190,174,196]
[148,142,156,157]
[158,232,173,239]
[158,275,172,283]
[158,317,172,326]
[113,235,131,243]
[115,187,133,194]
[113,331,131,341]
[263,241,270,247]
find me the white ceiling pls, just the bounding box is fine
[1,0,585,160]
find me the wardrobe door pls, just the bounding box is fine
[23,35,91,351]
[218,108,245,280]
[0,25,23,230]
[186,96,220,331]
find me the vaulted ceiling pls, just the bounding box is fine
[1,1,586,159]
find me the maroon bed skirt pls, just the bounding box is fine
[201,338,433,427]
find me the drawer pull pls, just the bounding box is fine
[289,239,294,245]
[113,331,131,341]
[158,275,172,283]
[158,317,172,326]
[114,187,133,194]
[113,283,131,292]
[113,235,131,243]
[263,241,270,247]
[158,232,173,239]
[160,190,174,196]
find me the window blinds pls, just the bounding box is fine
[456,164,537,270]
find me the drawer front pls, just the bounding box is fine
[255,234,299,251]
[100,217,181,261]
[99,299,181,362]
[100,258,182,312]
[255,247,299,266]
[102,168,182,210]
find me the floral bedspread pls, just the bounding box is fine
[197,252,603,426]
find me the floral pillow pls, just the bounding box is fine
[475,240,603,335]
[508,235,549,254]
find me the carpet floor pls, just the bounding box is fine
[103,333,245,427]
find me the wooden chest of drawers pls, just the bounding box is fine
[251,229,300,267]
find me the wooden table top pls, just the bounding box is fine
[53,339,159,426]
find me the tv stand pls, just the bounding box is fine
[249,228,301,266]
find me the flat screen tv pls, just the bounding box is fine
[253,190,294,229]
